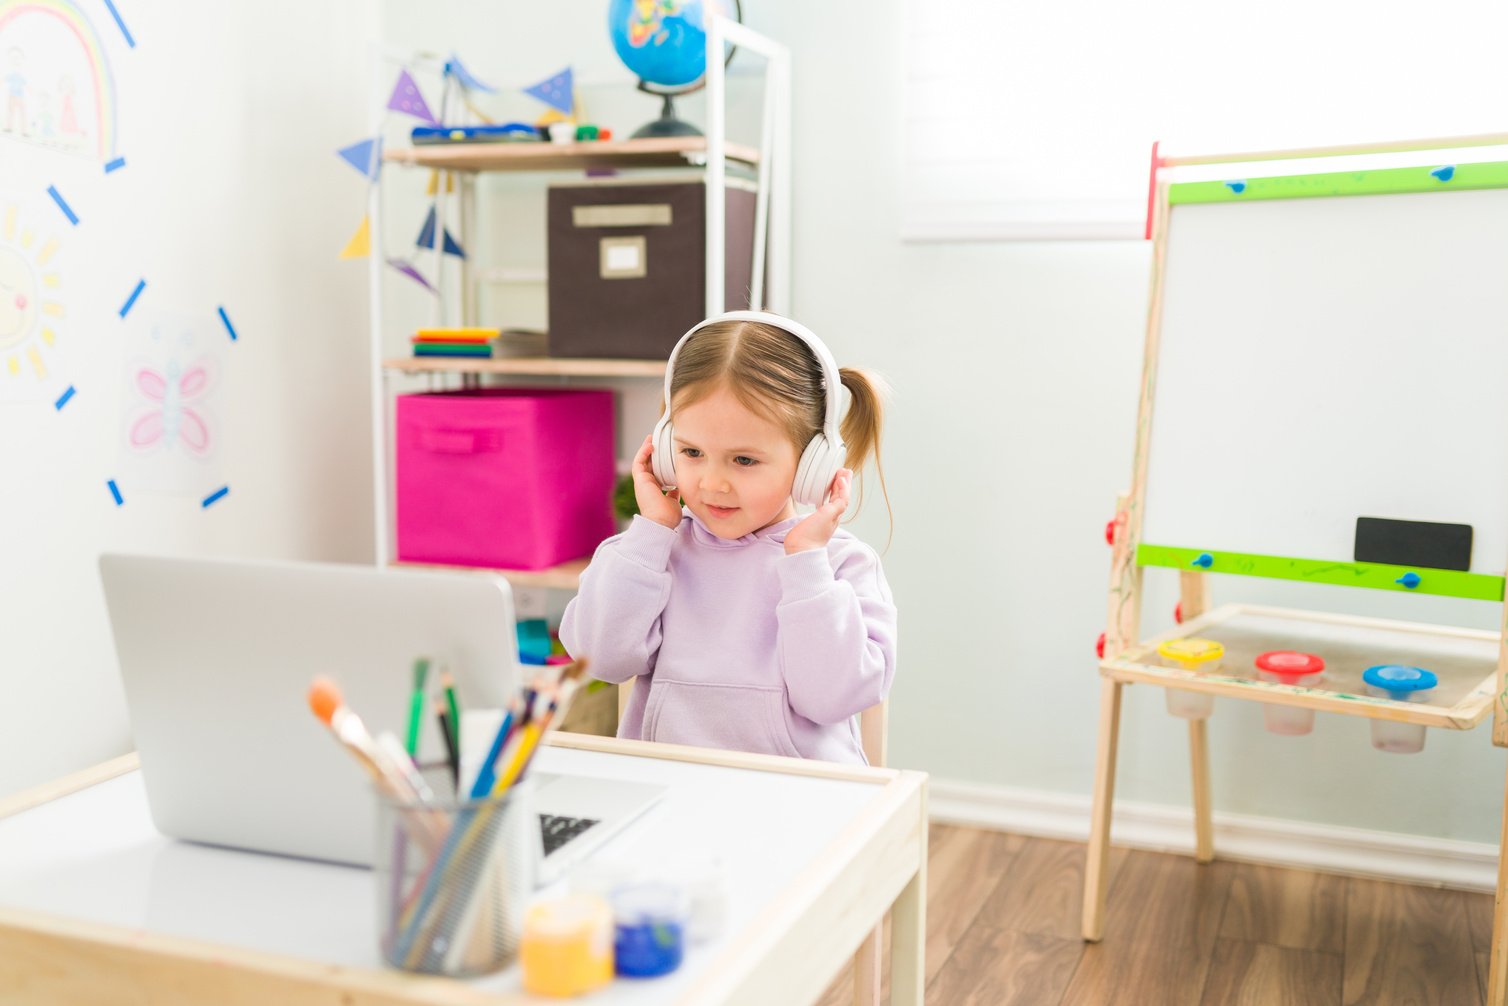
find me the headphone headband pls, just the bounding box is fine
[661,310,846,441]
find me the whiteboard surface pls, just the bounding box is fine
[1141,186,1508,575]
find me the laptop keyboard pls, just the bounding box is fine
[539,813,600,856]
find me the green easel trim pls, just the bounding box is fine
[1168,161,1508,206]
[1136,543,1505,601]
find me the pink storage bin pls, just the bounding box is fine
[396,388,615,570]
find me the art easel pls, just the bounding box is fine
[1082,132,1508,1005]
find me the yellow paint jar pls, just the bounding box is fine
[520,894,615,997]
[1156,637,1224,720]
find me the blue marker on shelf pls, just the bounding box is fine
[1430,165,1455,183]
[1395,571,1421,589]
[1191,552,1213,569]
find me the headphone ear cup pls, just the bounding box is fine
[792,435,845,508]
[650,417,678,490]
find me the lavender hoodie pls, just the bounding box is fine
[558,510,897,764]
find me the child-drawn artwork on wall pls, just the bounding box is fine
[0,192,69,403]
[117,314,225,496]
[0,0,121,164]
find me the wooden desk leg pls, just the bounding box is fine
[851,928,881,1006]
[1488,762,1508,1005]
[1189,718,1214,864]
[890,854,926,1006]
[1083,677,1124,942]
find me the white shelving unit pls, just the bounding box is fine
[366,18,791,590]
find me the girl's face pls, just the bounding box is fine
[670,384,800,539]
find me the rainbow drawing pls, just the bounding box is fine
[0,0,119,163]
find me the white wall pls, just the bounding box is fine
[0,2,377,796]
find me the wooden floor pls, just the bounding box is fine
[818,824,1496,1006]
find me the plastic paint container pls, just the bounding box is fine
[1157,637,1224,720]
[520,895,615,997]
[1362,664,1438,754]
[612,882,689,978]
[1254,651,1326,736]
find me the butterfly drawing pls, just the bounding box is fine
[128,359,212,456]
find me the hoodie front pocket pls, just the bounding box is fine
[642,679,801,758]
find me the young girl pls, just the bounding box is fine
[558,311,896,765]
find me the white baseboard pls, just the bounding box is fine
[929,777,1500,893]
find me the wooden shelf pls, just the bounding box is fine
[383,137,760,174]
[384,356,665,378]
[1100,603,1500,730]
[391,557,589,591]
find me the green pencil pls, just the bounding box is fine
[405,658,431,758]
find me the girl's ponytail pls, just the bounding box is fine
[839,368,893,547]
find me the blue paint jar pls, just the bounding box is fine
[612,882,689,978]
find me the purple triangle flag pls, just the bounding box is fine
[446,54,496,94]
[337,137,381,179]
[387,257,435,293]
[387,70,437,124]
[524,67,574,115]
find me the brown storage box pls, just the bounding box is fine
[547,175,757,359]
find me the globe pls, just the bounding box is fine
[608,0,741,138]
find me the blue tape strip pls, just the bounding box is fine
[104,157,126,173]
[119,279,145,318]
[47,185,78,225]
[217,306,237,341]
[102,0,136,47]
[201,486,229,508]
[107,479,123,506]
[54,385,75,410]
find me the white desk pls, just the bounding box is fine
[0,734,927,1006]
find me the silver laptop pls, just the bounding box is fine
[99,553,663,878]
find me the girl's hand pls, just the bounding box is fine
[784,468,852,555]
[632,435,684,530]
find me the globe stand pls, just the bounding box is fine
[631,92,702,139]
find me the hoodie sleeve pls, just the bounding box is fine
[774,538,898,724]
[558,515,677,684]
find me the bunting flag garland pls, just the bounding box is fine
[414,206,466,259]
[387,258,436,292]
[445,54,496,94]
[339,215,372,259]
[337,138,382,180]
[387,69,438,124]
[523,67,574,115]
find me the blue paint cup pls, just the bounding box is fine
[1362,665,1438,754]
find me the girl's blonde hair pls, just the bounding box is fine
[667,319,892,539]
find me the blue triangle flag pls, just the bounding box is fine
[416,205,467,258]
[524,67,574,115]
[337,137,381,180]
[446,54,496,94]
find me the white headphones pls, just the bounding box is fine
[650,310,849,507]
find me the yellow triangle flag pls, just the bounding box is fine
[339,215,371,259]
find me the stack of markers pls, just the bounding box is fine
[411,327,498,358]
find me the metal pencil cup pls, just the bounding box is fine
[374,769,539,976]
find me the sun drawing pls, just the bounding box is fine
[0,202,63,383]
